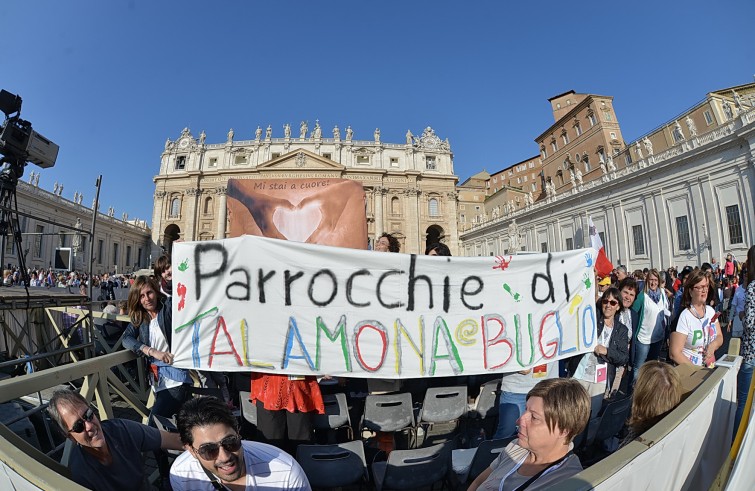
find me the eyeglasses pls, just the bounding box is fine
[693,285,709,292]
[602,299,619,306]
[193,435,242,460]
[68,408,96,434]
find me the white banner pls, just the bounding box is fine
[171,236,598,378]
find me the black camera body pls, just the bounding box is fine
[0,89,58,170]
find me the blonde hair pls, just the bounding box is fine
[644,268,661,293]
[628,361,682,434]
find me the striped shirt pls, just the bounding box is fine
[170,441,310,491]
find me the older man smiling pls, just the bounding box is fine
[48,389,182,491]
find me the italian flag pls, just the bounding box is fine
[589,216,614,277]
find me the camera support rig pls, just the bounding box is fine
[0,89,58,286]
[0,159,28,284]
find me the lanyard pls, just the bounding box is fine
[498,451,571,491]
[498,453,528,491]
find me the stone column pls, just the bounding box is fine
[152,191,167,257]
[216,186,227,240]
[184,188,200,241]
[406,188,421,253]
[374,187,385,238]
[445,191,460,255]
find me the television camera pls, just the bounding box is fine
[0,89,59,286]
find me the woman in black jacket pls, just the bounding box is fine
[572,287,630,418]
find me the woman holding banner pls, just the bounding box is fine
[123,276,192,418]
[122,275,192,487]
[572,287,630,418]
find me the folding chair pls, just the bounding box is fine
[372,442,451,491]
[466,379,500,444]
[361,392,415,450]
[313,393,353,443]
[418,386,467,447]
[296,440,368,489]
[579,395,632,465]
[239,390,257,426]
[451,436,513,485]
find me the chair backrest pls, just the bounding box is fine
[296,440,367,488]
[473,380,501,419]
[362,392,414,432]
[313,393,350,430]
[468,437,513,481]
[382,442,450,490]
[593,396,632,443]
[239,390,257,426]
[420,386,468,423]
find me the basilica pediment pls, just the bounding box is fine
[257,149,345,171]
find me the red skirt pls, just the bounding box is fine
[250,373,324,414]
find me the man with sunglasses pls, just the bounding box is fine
[47,389,183,491]
[171,397,310,490]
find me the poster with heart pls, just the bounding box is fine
[226,178,367,249]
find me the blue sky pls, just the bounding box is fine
[2,0,754,225]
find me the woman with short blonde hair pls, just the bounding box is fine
[468,379,590,491]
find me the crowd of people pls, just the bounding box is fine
[39,240,755,490]
[2,265,132,296]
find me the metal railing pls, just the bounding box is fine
[0,350,147,490]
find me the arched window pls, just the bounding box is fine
[203,196,213,215]
[391,197,400,215]
[583,155,590,173]
[429,198,439,217]
[169,197,181,218]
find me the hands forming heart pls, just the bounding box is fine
[272,200,323,242]
[227,179,367,247]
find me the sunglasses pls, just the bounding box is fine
[68,408,96,434]
[193,435,242,460]
[602,299,619,306]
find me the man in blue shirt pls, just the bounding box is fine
[48,389,183,491]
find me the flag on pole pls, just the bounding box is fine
[589,216,614,277]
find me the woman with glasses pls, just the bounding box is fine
[572,287,630,418]
[171,397,310,490]
[670,270,723,367]
[47,389,182,491]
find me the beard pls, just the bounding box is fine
[212,452,243,482]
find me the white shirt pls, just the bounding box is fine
[573,325,613,387]
[148,317,181,391]
[170,441,311,491]
[676,306,717,366]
